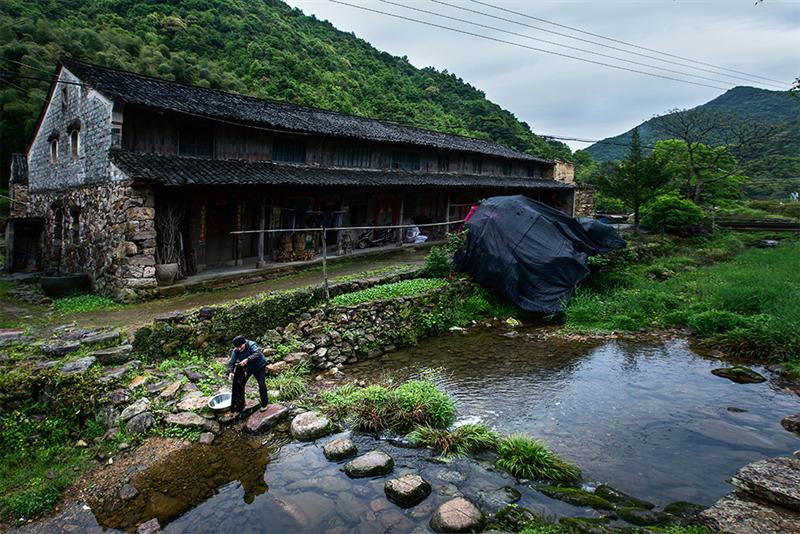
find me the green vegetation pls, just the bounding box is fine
[496,434,581,484]
[407,423,499,458]
[641,194,707,236]
[329,278,446,306]
[319,379,456,432]
[52,294,120,314]
[420,230,468,278]
[265,364,309,400]
[0,0,570,186]
[567,233,800,368]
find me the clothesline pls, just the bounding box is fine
[230,219,467,235]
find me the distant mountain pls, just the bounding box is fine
[585,87,800,197]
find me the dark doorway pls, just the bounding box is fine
[205,201,235,266]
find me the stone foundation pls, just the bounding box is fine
[27,179,157,301]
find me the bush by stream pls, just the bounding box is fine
[567,232,800,372]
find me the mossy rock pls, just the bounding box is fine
[594,485,654,510]
[491,504,546,532]
[662,501,706,520]
[616,506,676,527]
[710,366,766,384]
[558,516,612,532]
[536,485,616,510]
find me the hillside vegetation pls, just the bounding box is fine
[0,0,569,185]
[585,87,800,198]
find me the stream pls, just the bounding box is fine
[68,328,800,533]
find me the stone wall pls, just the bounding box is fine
[27,178,158,301]
[574,185,596,217]
[553,160,575,185]
[27,66,115,192]
[132,270,420,359]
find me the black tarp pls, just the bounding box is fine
[456,195,625,314]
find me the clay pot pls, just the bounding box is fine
[155,263,179,285]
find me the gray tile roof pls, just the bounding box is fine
[62,59,552,164]
[109,150,571,190]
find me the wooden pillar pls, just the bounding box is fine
[257,198,266,268]
[397,194,405,245]
[234,202,243,266]
[445,193,451,234]
[322,227,330,300]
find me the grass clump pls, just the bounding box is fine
[266,364,310,400]
[319,379,456,432]
[330,278,446,307]
[407,423,499,457]
[496,434,581,484]
[52,293,120,314]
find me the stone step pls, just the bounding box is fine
[731,457,800,512]
[245,404,288,433]
[92,344,133,365]
[700,491,800,534]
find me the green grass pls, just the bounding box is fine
[407,423,499,457]
[266,364,309,400]
[52,294,120,314]
[566,234,800,365]
[319,379,456,432]
[496,434,581,484]
[329,278,446,306]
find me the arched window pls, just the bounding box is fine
[50,139,58,164]
[70,130,79,160]
[61,86,68,109]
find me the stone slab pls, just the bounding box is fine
[731,457,800,512]
[245,404,288,433]
[700,492,800,534]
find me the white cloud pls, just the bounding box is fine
[287,0,799,150]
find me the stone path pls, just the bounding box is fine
[700,456,800,533]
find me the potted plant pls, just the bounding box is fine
[155,202,185,286]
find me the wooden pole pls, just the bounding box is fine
[257,199,266,267]
[397,194,404,245]
[445,194,451,234]
[322,226,330,300]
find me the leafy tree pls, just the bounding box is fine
[641,193,707,236]
[588,128,670,229]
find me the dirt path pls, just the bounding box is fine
[37,248,428,335]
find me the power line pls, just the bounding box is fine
[0,76,26,92]
[432,0,787,90]
[3,57,55,76]
[329,0,729,91]
[470,0,790,87]
[0,69,86,87]
[378,0,742,89]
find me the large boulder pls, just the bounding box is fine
[323,437,357,461]
[126,412,155,435]
[344,451,394,478]
[430,497,484,533]
[290,412,331,441]
[120,398,151,422]
[782,414,800,434]
[711,366,766,384]
[245,404,288,433]
[731,457,800,512]
[385,474,431,507]
[700,492,800,534]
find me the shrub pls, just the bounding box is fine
[329,278,446,306]
[496,434,581,484]
[421,246,451,278]
[641,194,707,236]
[407,423,499,457]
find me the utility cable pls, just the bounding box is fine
[379,0,742,88]
[469,0,789,86]
[329,0,728,91]
[432,0,787,90]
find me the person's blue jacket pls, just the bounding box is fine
[227,339,267,375]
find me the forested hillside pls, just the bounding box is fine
[0,0,570,184]
[586,87,800,198]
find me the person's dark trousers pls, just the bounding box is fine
[248,367,269,409]
[231,366,247,413]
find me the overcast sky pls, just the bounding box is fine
[285,0,799,150]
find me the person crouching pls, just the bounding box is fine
[228,335,269,412]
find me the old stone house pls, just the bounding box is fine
[10,59,585,301]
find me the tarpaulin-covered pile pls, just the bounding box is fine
[456,195,625,314]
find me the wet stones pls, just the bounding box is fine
[711,366,767,384]
[165,412,220,434]
[43,340,82,356]
[663,501,706,520]
[198,432,215,445]
[323,437,358,461]
[176,392,209,412]
[120,398,151,422]
[429,497,484,533]
[136,518,161,534]
[92,344,133,365]
[700,492,800,534]
[731,457,800,512]
[594,484,654,510]
[60,356,97,375]
[120,483,139,501]
[616,507,674,526]
[290,411,332,441]
[384,474,431,507]
[245,404,288,434]
[782,414,800,434]
[344,451,394,478]
[535,485,615,510]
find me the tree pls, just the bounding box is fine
[651,108,769,203]
[589,128,670,229]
